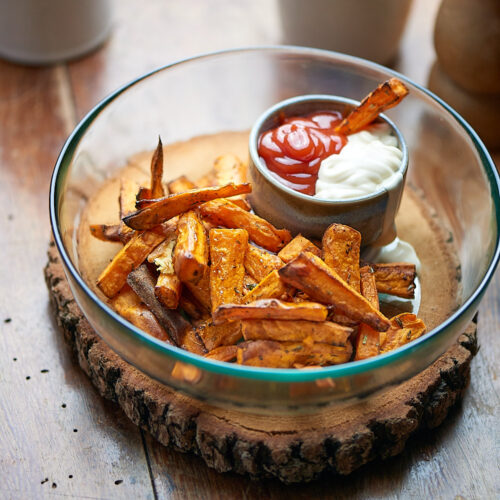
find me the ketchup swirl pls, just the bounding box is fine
[258,111,347,195]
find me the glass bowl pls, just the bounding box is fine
[50,47,500,414]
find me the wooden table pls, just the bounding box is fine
[1,1,498,498]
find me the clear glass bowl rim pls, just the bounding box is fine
[49,45,500,383]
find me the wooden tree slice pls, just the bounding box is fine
[45,242,478,484]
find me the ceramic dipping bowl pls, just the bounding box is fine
[248,95,409,246]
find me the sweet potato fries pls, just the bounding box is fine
[90,136,424,369]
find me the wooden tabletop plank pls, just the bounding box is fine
[0,60,155,499]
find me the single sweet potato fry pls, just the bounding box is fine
[354,267,381,361]
[322,223,361,292]
[379,313,426,354]
[127,264,205,354]
[194,319,242,351]
[124,183,252,230]
[89,224,121,242]
[204,345,238,362]
[278,235,321,263]
[242,319,352,345]
[150,137,165,199]
[213,298,328,325]
[167,175,196,194]
[209,228,248,311]
[110,285,172,343]
[240,270,289,304]
[213,154,251,210]
[370,262,416,298]
[174,210,209,285]
[279,252,391,331]
[199,199,291,252]
[185,269,212,312]
[97,228,168,298]
[237,340,353,368]
[147,233,180,309]
[244,244,283,282]
[335,78,409,135]
[119,178,140,241]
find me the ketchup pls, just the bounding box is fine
[258,111,347,195]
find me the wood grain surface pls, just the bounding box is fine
[0,0,498,498]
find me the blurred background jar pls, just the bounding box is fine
[428,0,500,150]
[279,0,413,65]
[0,0,112,65]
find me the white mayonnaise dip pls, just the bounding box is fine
[314,123,403,200]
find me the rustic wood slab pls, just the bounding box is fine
[45,242,477,484]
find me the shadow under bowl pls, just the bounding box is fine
[248,95,409,245]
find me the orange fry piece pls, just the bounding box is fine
[213,154,251,210]
[194,319,242,351]
[205,345,238,363]
[174,210,209,284]
[379,313,426,354]
[335,77,409,135]
[167,175,196,194]
[371,262,416,299]
[278,234,321,263]
[244,244,283,282]
[242,318,352,345]
[213,298,328,325]
[124,183,252,230]
[110,285,172,343]
[322,223,361,292]
[150,137,165,199]
[147,233,181,309]
[237,340,353,368]
[97,228,168,298]
[279,252,390,331]
[240,270,289,304]
[119,178,140,241]
[354,266,381,361]
[209,228,248,311]
[89,223,121,242]
[185,270,212,312]
[199,199,291,252]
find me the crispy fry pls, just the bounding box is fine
[379,313,426,354]
[150,137,165,199]
[354,267,381,361]
[119,178,140,241]
[167,175,196,194]
[237,340,353,368]
[147,233,180,309]
[213,154,251,210]
[185,269,212,312]
[240,270,289,304]
[370,262,416,298]
[335,77,409,135]
[110,285,172,343]
[194,319,242,351]
[322,223,361,292]
[97,228,168,298]
[199,199,291,252]
[127,264,205,354]
[279,252,391,331]
[204,345,238,362]
[124,183,252,231]
[174,210,209,284]
[244,244,283,282]
[209,228,248,311]
[89,223,121,242]
[278,234,321,263]
[242,319,352,345]
[213,299,328,325]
